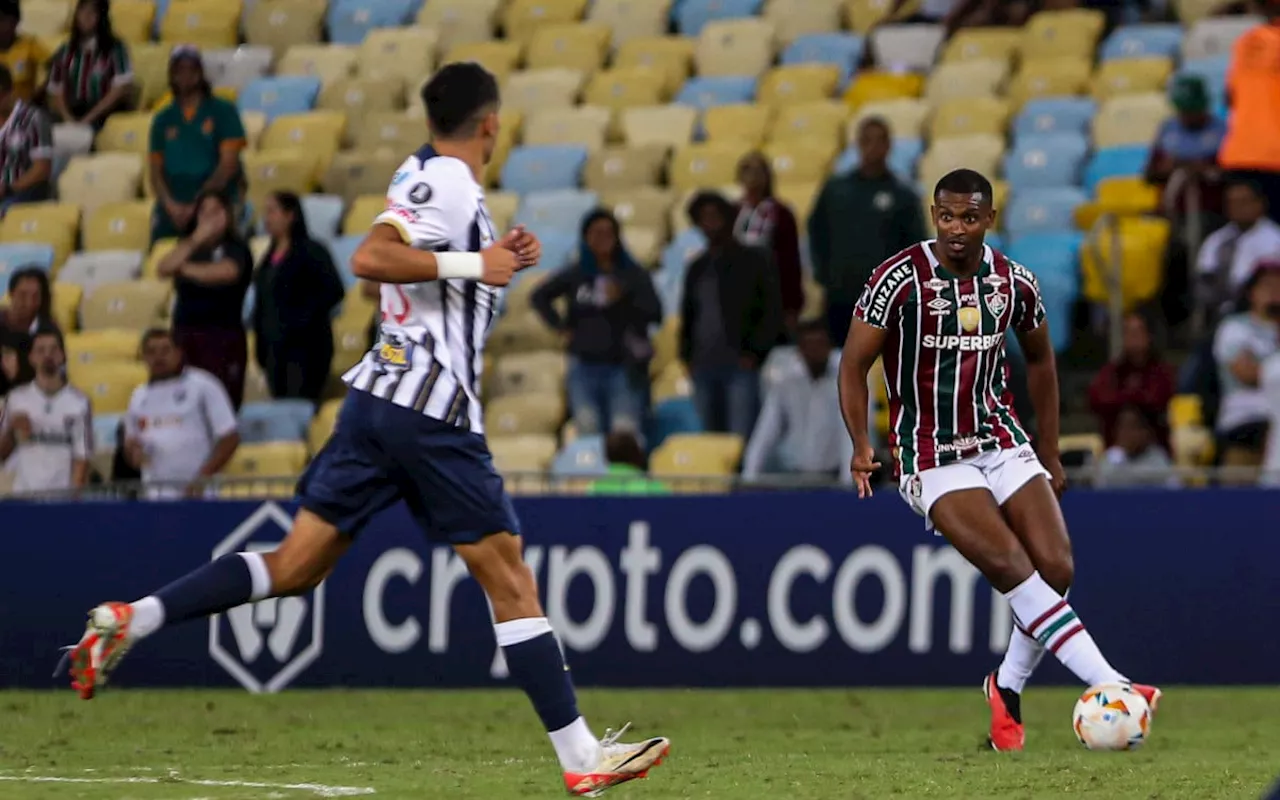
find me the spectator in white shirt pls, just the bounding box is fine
[124,328,239,499]
[0,329,91,495]
[1197,180,1280,320]
[1095,405,1178,490]
[743,320,855,484]
[1212,263,1280,475]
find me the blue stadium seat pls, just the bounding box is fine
[1012,98,1098,142]
[675,0,764,36]
[647,396,703,450]
[985,232,1006,253]
[1083,145,1150,193]
[535,229,579,271]
[674,76,758,112]
[327,235,363,289]
[0,243,56,283]
[513,190,600,236]
[781,33,866,89]
[500,145,589,194]
[1037,269,1076,352]
[1099,24,1184,61]
[239,400,315,444]
[92,412,122,452]
[242,284,256,326]
[327,0,421,45]
[551,435,608,477]
[1003,187,1089,236]
[301,194,345,241]
[238,76,322,123]
[1003,134,1089,190]
[661,227,708,279]
[834,138,923,180]
[655,268,685,316]
[1006,232,1084,285]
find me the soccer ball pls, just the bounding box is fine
[1072,683,1151,751]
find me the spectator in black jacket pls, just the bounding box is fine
[680,191,783,440]
[532,209,661,436]
[251,191,345,404]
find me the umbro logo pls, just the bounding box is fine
[927,297,951,312]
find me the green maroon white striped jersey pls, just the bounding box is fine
[853,239,1046,477]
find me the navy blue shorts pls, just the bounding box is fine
[296,390,521,543]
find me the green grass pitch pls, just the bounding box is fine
[1,688,1276,799]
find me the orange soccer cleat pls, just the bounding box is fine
[563,724,671,797]
[1130,683,1163,716]
[60,602,135,700]
[983,671,1025,752]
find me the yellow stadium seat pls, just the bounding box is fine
[503,68,587,115]
[318,79,404,141]
[524,105,611,152]
[924,59,1009,103]
[1169,394,1203,429]
[600,186,675,233]
[650,432,744,478]
[95,112,153,156]
[651,362,692,404]
[239,110,268,150]
[244,0,325,58]
[343,195,386,236]
[844,0,916,33]
[622,225,662,267]
[1174,0,1227,24]
[110,0,154,43]
[129,43,170,109]
[621,105,697,149]
[330,314,371,378]
[1009,57,1093,108]
[0,206,77,270]
[159,0,240,49]
[487,308,562,356]
[928,96,1011,141]
[1020,8,1106,61]
[1058,433,1104,464]
[1081,217,1169,310]
[758,64,841,109]
[243,150,316,212]
[417,0,501,45]
[702,104,772,147]
[584,66,667,111]
[482,108,524,189]
[143,238,177,281]
[307,397,344,454]
[80,280,171,331]
[71,361,147,415]
[1092,93,1170,149]
[489,434,559,473]
[65,329,141,373]
[57,154,143,215]
[918,134,1005,191]
[501,0,590,45]
[491,351,567,398]
[765,139,838,185]
[670,142,750,192]
[224,441,309,478]
[649,315,680,377]
[851,98,929,141]
[354,112,425,157]
[587,0,671,48]
[696,18,775,78]
[49,281,82,332]
[842,71,924,110]
[770,101,848,146]
[486,392,566,436]
[277,44,357,89]
[941,26,1022,64]
[260,112,345,182]
[1075,176,1163,229]
[357,27,438,86]
[776,180,821,222]
[486,191,520,233]
[149,85,238,113]
[614,36,696,96]
[323,151,408,204]
[1093,57,1174,101]
[526,22,611,72]
[764,0,842,46]
[23,2,71,39]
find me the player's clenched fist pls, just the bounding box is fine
[500,225,541,268]
[479,245,522,286]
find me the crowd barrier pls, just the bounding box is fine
[1,489,1276,692]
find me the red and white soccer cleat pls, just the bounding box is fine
[63,602,135,700]
[1130,683,1162,716]
[563,723,671,797]
[983,671,1025,752]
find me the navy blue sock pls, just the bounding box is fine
[153,553,259,626]
[502,630,581,732]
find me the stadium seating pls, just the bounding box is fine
[1003,134,1090,190]
[1100,24,1185,61]
[1003,188,1089,237]
[1083,145,1152,193]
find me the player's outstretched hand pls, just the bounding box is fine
[499,225,541,269]
[851,444,881,500]
[479,245,522,287]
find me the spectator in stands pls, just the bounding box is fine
[0,63,53,212]
[0,330,91,495]
[1088,312,1175,448]
[1094,405,1178,489]
[157,190,253,409]
[1196,180,1280,322]
[1219,1,1280,223]
[681,191,783,441]
[252,191,345,405]
[532,209,661,437]
[735,152,803,334]
[148,46,246,243]
[1212,262,1280,474]
[0,0,49,103]
[124,328,240,500]
[587,431,671,496]
[0,267,57,395]
[809,117,924,347]
[742,320,853,484]
[47,0,133,130]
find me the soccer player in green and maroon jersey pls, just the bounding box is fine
[838,169,1162,752]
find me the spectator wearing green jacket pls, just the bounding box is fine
[587,432,671,496]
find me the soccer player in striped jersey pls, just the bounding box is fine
[838,169,1162,751]
[59,63,670,796]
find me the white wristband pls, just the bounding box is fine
[436,252,484,281]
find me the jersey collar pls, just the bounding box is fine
[923,239,993,281]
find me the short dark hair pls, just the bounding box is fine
[686,190,735,226]
[934,169,994,203]
[605,431,647,470]
[1227,177,1266,204]
[0,0,19,22]
[140,328,175,350]
[0,63,14,95]
[31,327,64,352]
[1116,402,1159,431]
[857,115,890,139]
[8,266,51,318]
[421,62,500,139]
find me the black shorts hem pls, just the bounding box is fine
[298,501,359,540]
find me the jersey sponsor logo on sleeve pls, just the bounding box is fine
[408,183,432,205]
[390,170,410,185]
[386,203,419,224]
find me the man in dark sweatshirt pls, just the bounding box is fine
[808,116,925,347]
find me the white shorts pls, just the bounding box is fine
[898,444,1051,531]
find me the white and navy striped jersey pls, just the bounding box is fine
[342,145,501,433]
[1,381,92,494]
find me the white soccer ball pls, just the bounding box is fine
[1072,682,1151,751]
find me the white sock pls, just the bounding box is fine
[129,596,165,640]
[996,626,1045,694]
[549,717,601,773]
[1004,572,1126,687]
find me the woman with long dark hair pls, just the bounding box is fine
[155,190,254,408]
[735,151,804,334]
[251,191,345,404]
[46,0,133,128]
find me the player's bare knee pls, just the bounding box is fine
[1039,552,1074,595]
[980,547,1036,593]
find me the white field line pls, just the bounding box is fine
[0,775,375,797]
